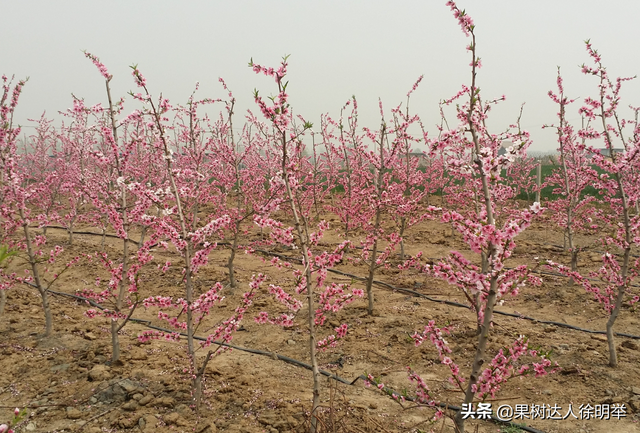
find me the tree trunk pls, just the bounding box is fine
[111,188,129,364]
[366,210,381,316]
[454,275,498,431]
[398,217,407,262]
[0,290,5,318]
[606,247,630,368]
[227,222,240,290]
[110,320,120,364]
[22,220,52,336]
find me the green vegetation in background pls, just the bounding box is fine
[265,161,610,202]
[512,164,605,202]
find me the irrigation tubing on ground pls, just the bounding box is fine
[22,238,640,340]
[253,241,640,291]
[248,248,640,340]
[325,268,640,339]
[37,225,141,244]
[547,242,640,260]
[32,225,640,287]
[36,225,640,260]
[41,288,545,433]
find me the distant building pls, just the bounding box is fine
[597,148,624,157]
[408,151,429,167]
[586,148,624,160]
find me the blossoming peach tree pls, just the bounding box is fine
[550,41,640,368]
[75,53,163,364]
[249,56,364,433]
[543,67,600,281]
[1,75,80,337]
[377,3,558,431]
[116,64,258,409]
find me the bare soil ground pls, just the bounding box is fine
[1,207,639,433]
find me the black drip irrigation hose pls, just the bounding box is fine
[37,224,640,261]
[42,288,545,433]
[249,248,640,340]
[34,224,640,288]
[327,268,640,340]
[19,235,640,340]
[547,242,640,260]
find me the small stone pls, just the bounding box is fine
[164,412,188,426]
[138,395,154,406]
[590,334,607,343]
[66,407,82,419]
[561,366,580,375]
[141,415,158,431]
[131,368,148,379]
[130,350,148,361]
[175,404,191,416]
[622,340,639,351]
[158,396,175,408]
[287,339,296,345]
[88,365,112,382]
[122,400,138,411]
[26,422,36,431]
[632,386,640,396]
[84,332,98,340]
[118,415,139,428]
[543,326,557,333]
[196,422,216,433]
[119,379,139,394]
[51,363,71,372]
[551,344,569,353]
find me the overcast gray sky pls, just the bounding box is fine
[4,0,640,152]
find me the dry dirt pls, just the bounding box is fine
[1,207,639,433]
